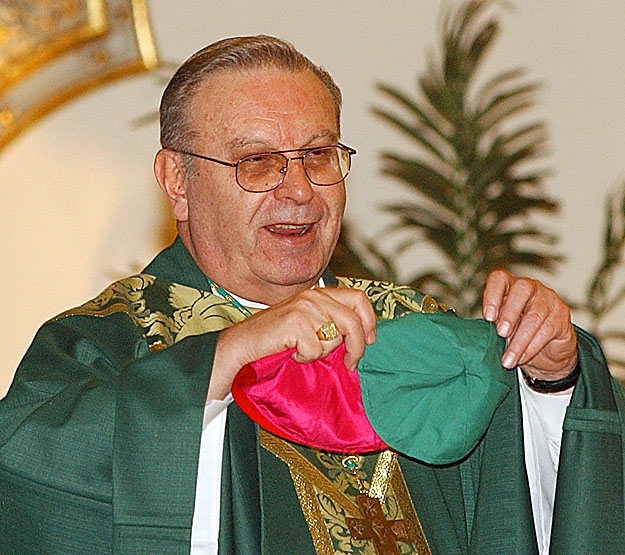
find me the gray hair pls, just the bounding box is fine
[159,35,343,151]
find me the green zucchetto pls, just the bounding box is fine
[358,311,511,464]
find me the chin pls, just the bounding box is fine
[261,260,326,288]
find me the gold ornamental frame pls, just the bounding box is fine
[0,0,158,151]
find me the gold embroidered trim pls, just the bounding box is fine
[390,465,432,554]
[291,472,335,555]
[261,429,432,555]
[336,276,452,317]
[369,450,396,500]
[49,274,250,349]
[54,301,133,320]
[260,429,358,515]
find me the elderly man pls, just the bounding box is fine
[1,35,623,555]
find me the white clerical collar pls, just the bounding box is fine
[227,277,326,310]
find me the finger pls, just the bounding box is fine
[316,294,368,370]
[516,314,577,378]
[294,320,342,362]
[301,288,375,369]
[500,309,546,368]
[500,283,575,372]
[482,269,511,322]
[493,278,537,339]
[519,334,578,379]
[292,334,342,363]
[322,287,377,344]
[514,325,557,369]
[315,321,341,342]
[279,306,343,364]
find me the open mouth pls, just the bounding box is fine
[266,223,313,237]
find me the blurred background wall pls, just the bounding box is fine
[2,1,625,395]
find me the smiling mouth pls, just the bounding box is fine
[266,223,313,236]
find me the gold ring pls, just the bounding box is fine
[316,321,340,341]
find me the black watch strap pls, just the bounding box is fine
[521,363,581,393]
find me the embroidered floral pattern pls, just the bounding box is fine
[337,277,451,318]
[52,274,252,351]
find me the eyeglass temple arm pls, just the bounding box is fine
[175,150,237,167]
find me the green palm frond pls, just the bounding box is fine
[584,181,625,325]
[371,0,561,315]
[588,234,625,384]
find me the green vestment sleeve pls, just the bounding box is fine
[549,327,625,553]
[0,311,216,554]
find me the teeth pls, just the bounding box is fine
[269,223,310,236]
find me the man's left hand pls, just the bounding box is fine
[482,269,578,381]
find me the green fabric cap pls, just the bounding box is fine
[358,312,512,465]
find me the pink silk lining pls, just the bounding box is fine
[232,343,388,452]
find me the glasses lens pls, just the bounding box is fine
[237,153,286,192]
[303,146,351,186]
[235,146,353,192]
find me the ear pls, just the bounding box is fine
[154,149,189,222]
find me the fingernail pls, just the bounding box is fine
[344,355,358,371]
[502,351,516,368]
[484,306,496,322]
[498,321,511,337]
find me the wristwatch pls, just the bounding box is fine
[521,364,581,393]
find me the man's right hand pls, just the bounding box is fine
[208,287,377,401]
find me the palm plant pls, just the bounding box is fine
[580,180,625,376]
[370,0,561,316]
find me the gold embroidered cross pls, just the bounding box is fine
[346,494,414,555]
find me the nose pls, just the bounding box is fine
[272,156,314,203]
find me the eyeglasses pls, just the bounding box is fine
[174,143,356,193]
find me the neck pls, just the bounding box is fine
[210,276,321,306]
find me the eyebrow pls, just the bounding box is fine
[225,130,339,153]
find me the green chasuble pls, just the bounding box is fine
[1,237,624,554]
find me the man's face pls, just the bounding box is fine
[171,68,346,304]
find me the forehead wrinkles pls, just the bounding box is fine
[190,69,338,139]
